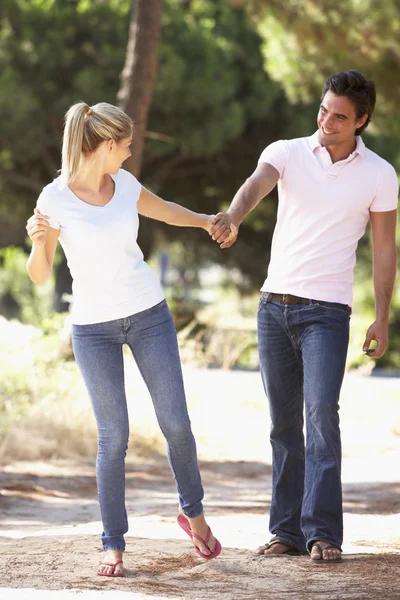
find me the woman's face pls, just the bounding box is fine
[107,136,132,173]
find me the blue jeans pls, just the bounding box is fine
[257,293,351,552]
[72,299,204,551]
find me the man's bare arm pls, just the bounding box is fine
[363,209,397,358]
[209,163,280,248]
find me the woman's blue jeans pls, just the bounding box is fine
[257,294,351,553]
[72,300,204,551]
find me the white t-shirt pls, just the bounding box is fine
[37,169,164,325]
[258,132,399,306]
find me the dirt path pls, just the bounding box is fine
[1,370,400,599]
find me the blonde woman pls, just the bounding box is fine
[26,102,224,577]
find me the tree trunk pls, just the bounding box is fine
[117,0,163,178]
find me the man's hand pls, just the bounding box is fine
[362,320,389,358]
[220,223,238,249]
[209,212,238,248]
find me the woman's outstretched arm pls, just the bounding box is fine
[137,186,215,233]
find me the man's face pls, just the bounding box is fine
[317,90,368,147]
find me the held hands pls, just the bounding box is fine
[363,320,388,359]
[26,208,50,247]
[208,212,238,249]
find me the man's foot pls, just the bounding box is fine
[178,511,219,557]
[310,541,342,562]
[256,540,301,556]
[97,550,124,577]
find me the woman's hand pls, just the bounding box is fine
[26,208,50,247]
[203,214,216,233]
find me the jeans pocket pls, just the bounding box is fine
[315,301,352,316]
[258,293,269,313]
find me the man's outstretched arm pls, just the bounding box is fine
[209,162,280,248]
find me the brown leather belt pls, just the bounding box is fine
[262,292,316,305]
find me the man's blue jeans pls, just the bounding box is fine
[257,293,351,552]
[72,300,204,551]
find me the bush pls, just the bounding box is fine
[348,270,400,372]
[0,246,55,325]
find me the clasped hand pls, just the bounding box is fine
[208,212,238,249]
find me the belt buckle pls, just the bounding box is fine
[282,293,288,303]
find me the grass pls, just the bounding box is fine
[1,310,400,465]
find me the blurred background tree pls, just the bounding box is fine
[118,0,163,179]
[0,0,295,290]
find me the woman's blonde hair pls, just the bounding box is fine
[61,102,133,184]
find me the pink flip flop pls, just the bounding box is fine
[177,514,222,560]
[97,559,124,577]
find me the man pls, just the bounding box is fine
[210,70,398,562]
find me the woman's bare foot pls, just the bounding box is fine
[256,541,300,556]
[179,510,217,556]
[97,549,124,576]
[310,541,342,562]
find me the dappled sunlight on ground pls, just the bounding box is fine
[1,368,399,598]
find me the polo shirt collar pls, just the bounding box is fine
[308,131,365,158]
[308,131,322,152]
[354,135,366,158]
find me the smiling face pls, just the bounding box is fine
[317,90,368,148]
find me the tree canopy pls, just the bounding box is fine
[246,0,400,131]
[0,0,399,293]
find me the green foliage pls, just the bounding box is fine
[1,0,400,371]
[0,311,74,435]
[0,335,38,434]
[0,0,131,232]
[248,0,400,109]
[348,264,400,372]
[0,0,298,289]
[384,288,400,370]
[242,0,400,181]
[0,245,55,323]
[151,0,278,157]
[167,295,200,331]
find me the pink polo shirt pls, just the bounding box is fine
[258,132,399,306]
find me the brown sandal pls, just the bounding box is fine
[260,540,302,557]
[311,542,342,563]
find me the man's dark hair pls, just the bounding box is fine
[321,70,376,135]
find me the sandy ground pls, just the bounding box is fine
[0,368,400,600]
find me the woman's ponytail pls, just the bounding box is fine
[61,102,90,184]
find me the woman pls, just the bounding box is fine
[26,102,223,577]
